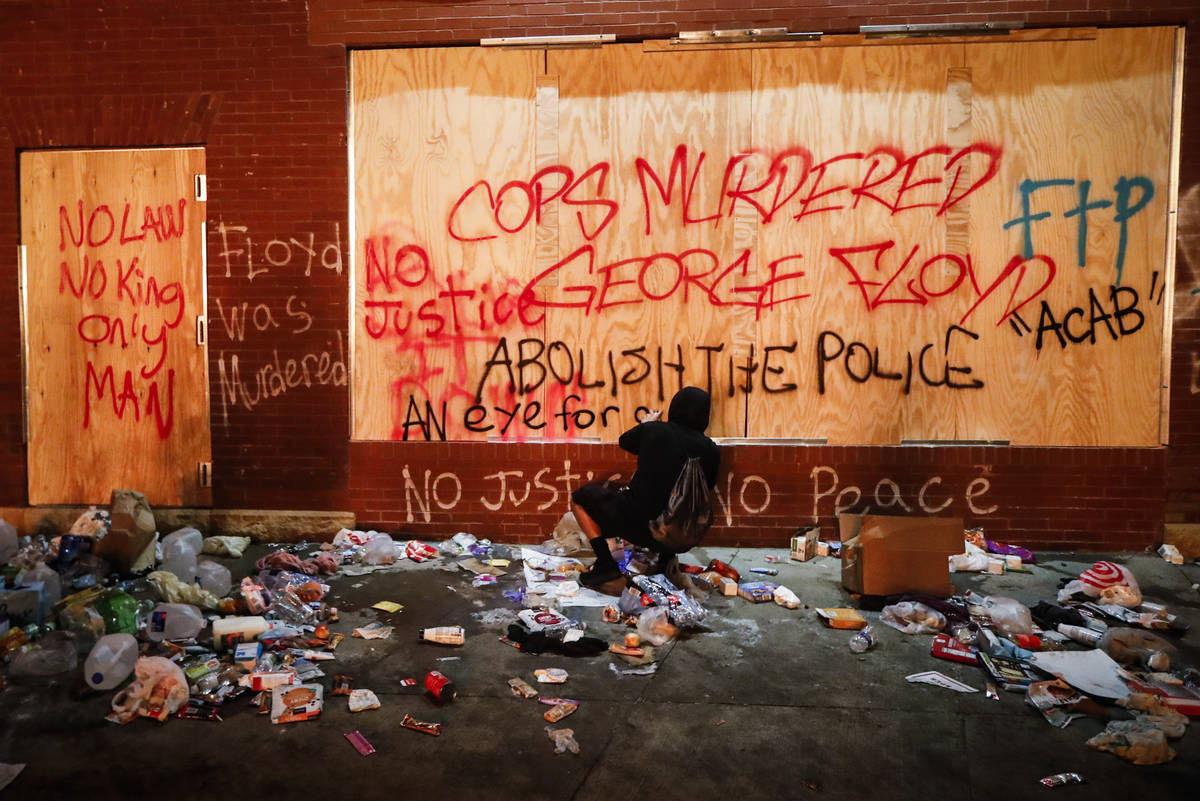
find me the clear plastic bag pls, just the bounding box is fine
[880,601,946,634]
[362,533,396,565]
[978,595,1034,637]
[636,606,678,645]
[629,574,706,628]
[546,726,580,754]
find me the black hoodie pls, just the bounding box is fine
[618,386,721,521]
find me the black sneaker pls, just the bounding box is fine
[580,564,623,588]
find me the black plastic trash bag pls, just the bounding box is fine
[648,457,712,552]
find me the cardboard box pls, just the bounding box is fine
[839,514,962,598]
[790,528,818,562]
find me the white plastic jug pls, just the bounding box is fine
[146,603,204,642]
[84,633,138,689]
[195,559,232,598]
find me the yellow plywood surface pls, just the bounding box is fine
[352,47,544,441]
[22,148,210,505]
[350,28,1178,445]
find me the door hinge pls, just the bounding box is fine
[195,174,207,202]
[198,461,213,488]
[196,315,207,345]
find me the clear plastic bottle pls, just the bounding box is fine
[849,625,874,654]
[146,603,204,641]
[84,633,138,689]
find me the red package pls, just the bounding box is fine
[931,633,979,665]
[405,540,439,562]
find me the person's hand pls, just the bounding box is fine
[641,409,662,423]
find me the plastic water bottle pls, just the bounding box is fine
[146,603,204,641]
[195,559,232,598]
[84,633,138,689]
[849,626,874,654]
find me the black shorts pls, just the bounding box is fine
[572,482,659,551]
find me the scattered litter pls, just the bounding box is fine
[534,668,569,684]
[270,683,322,724]
[543,701,579,722]
[332,675,353,695]
[371,600,403,613]
[345,730,376,756]
[401,713,443,736]
[773,585,800,609]
[419,625,465,645]
[352,622,394,640]
[508,677,539,698]
[348,689,381,712]
[608,662,658,677]
[472,574,498,587]
[1157,543,1183,564]
[424,670,456,701]
[881,602,946,634]
[1028,649,1134,700]
[816,608,867,630]
[905,671,978,693]
[1040,773,1084,788]
[546,726,579,754]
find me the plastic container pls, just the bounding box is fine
[146,603,204,642]
[161,538,197,583]
[212,615,268,651]
[1057,623,1102,647]
[195,559,232,598]
[84,633,138,689]
[21,562,62,607]
[849,626,874,654]
[161,527,203,556]
[94,588,139,634]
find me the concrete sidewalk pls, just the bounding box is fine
[1,545,1197,800]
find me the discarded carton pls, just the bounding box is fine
[839,514,962,598]
[790,528,818,562]
[0,582,46,626]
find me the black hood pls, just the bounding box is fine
[667,386,711,432]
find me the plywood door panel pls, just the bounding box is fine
[21,147,210,505]
[352,47,544,442]
[965,27,1175,445]
[548,44,753,441]
[750,43,966,443]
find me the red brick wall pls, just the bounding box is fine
[0,0,1195,552]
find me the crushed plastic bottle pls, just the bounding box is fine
[849,626,874,654]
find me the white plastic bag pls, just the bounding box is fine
[110,656,188,723]
[636,606,678,646]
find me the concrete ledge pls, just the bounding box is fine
[0,507,356,542]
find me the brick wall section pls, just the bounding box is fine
[0,0,1192,552]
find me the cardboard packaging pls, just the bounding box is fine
[790,527,819,562]
[815,607,867,630]
[839,514,962,598]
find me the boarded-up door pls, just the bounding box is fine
[20,148,211,506]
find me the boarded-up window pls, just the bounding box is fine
[350,27,1180,446]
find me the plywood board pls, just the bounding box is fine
[21,147,211,505]
[547,44,753,441]
[349,27,1178,446]
[352,47,544,441]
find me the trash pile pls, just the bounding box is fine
[870,556,1196,767]
[0,497,718,759]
